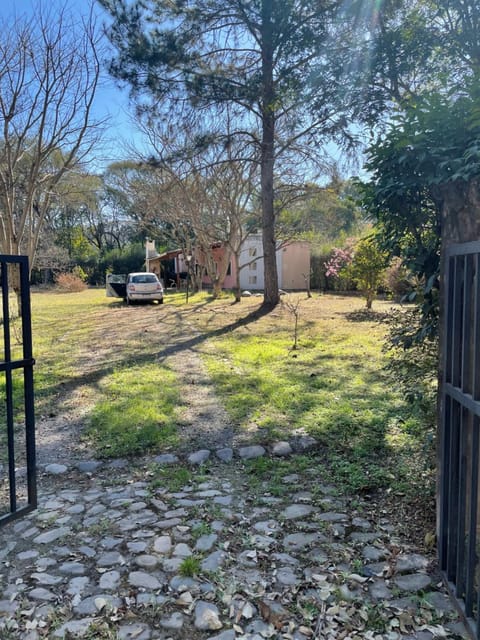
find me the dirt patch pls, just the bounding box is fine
[167,345,236,451]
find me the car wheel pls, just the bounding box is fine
[158,298,164,305]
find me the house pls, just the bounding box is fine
[145,235,310,291]
[239,234,310,291]
[146,245,184,287]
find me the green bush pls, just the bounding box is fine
[384,308,438,446]
[87,243,147,285]
[384,258,413,299]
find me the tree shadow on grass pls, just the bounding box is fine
[344,309,390,323]
[38,304,276,403]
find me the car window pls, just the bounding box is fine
[131,275,158,284]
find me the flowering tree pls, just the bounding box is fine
[325,237,387,308]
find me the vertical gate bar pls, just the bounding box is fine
[462,255,473,394]
[5,368,15,514]
[448,400,460,581]
[457,254,472,602]
[440,252,454,570]
[19,257,36,508]
[474,253,480,401]
[452,255,464,388]
[20,258,37,508]
[20,258,37,507]
[455,406,468,598]
[445,256,455,385]
[449,255,464,585]
[440,393,452,569]
[465,415,479,617]
[1,262,17,514]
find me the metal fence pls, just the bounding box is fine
[0,255,36,527]
[439,241,480,637]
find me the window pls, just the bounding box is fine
[250,261,257,271]
[249,247,257,257]
[248,276,257,285]
[131,274,158,284]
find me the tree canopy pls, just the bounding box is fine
[100,0,358,306]
[358,0,480,340]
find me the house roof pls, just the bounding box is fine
[152,249,184,261]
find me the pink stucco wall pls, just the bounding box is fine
[201,245,237,288]
[281,241,311,290]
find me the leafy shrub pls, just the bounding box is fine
[324,236,388,307]
[345,237,388,308]
[72,265,88,282]
[384,307,438,444]
[98,244,147,284]
[384,258,413,299]
[55,272,88,292]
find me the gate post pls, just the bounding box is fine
[0,255,36,527]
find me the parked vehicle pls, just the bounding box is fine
[126,272,164,304]
[106,272,164,305]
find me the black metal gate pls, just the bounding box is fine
[439,240,480,637]
[0,255,36,527]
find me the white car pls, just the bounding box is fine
[126,272,164,305]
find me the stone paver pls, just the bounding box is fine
[0,443,468,639]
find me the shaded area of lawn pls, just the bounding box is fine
[4,289,434,502]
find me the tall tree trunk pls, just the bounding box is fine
[212,278,222,299]
[233,250,241,303]
[260,0,279,309]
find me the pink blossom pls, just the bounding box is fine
[324,245,354,278]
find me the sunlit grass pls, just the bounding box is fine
[191,292,426,492]
[15,287,430,491]
[147,463,192,492]
[26,287,183,457]
[86,364,180,458]
[30,289,117,409]
[201,295,400,442]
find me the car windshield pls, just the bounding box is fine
[131,275,158,284]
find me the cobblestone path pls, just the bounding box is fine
[0,440,468,639]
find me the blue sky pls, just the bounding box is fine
[0,0,355,179]
[0,0,141,170]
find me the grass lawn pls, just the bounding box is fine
[30,288,181,457]
[3,287,435,500]
[187,292,434,496]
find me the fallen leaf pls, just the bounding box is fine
[176,591,193,606]
[258,599,289,630]
[418,624,449,637]
[298,625,313,636]
[347,573,369,583]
